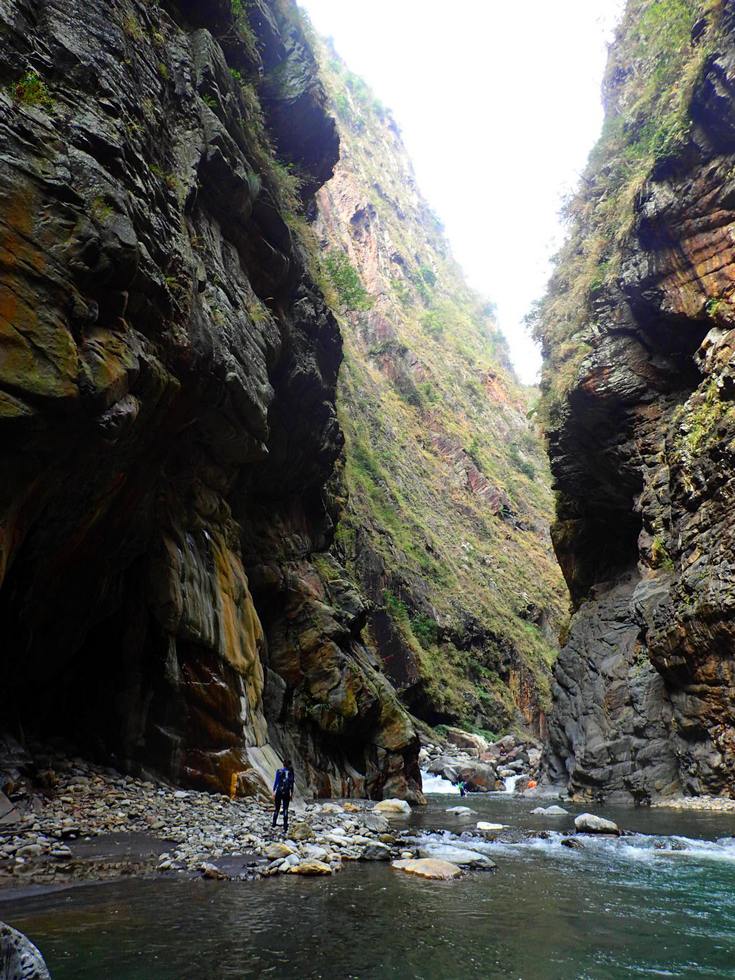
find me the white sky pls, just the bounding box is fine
[298,0,626,384]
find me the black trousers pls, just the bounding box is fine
[272,789,291,829]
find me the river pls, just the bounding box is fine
[3,792,735,978]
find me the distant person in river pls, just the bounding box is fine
[456,779,467,797]
[272,759,295,833]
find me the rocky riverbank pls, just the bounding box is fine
[0,745,427,889]
[651,797,735,814]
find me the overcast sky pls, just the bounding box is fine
[298,0,625,384]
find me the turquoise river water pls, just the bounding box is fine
[3,792,735,979]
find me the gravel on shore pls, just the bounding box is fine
[1,753,412,889]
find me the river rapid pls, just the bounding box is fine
[4,791,735,979]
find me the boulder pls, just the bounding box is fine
[290,860,332,875]
[289,822,315,841]
[200,862,228,880]
[265,842,295,860]
[476,821,505,833]
[418,845,496,869]
[0,922,51,980]
[361,813,390,832]
[574,813,620,835]
[444,728,489,756]
[361,843,391,861]
[531,806,568,816]
[561,838,585,850]
[374,799,411,816]
[391,858,462,880]
[456,762,498,791]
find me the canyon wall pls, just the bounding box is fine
[539,0,735,801]
[0,0,420,800]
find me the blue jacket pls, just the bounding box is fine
[273,767,294,795]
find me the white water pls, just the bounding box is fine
[409,826,735,868]
[421,769,527,795]
[499,773,524,794]
[420,769,460,795]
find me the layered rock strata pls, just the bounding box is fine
[0,0,419,799]
[543,3,735,801]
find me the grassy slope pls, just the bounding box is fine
[313,41,567,735]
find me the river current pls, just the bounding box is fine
[4,790,735,979]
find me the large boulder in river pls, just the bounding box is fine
[0,922,51,980]
[391,858,462,880]
[574,813,620,835]
[418,845,496,869]
[374,799,411,816]
[456,762,498,791]
[443,728,489,756]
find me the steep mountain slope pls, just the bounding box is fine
[536,0,735,800]
[0,0,419,801]
[313,42,567,738]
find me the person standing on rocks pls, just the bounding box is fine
[272,759,295,834]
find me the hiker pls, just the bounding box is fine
[272,758,295,833]
[457,779,467,797]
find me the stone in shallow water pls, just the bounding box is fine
[289,822,314,841]
[0,922,51,979]
[561,838,585,850]
[200,862,228,880]
[361,843,391,861]
[374,799,411,815]
[574,813,619,835]
[476,821,505,833]
[418,845,496,869]
[445,806,474,816]
[391,858,462,880]
[290,860,332,875]
[531,806,568,815]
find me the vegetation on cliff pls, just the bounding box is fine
[533,0,729,424]
[312,40,567,736]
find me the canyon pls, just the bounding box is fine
[2,0,735,818]
[0,0,562,807]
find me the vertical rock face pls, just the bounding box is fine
[0,0,419,799]
[541,2,735,800]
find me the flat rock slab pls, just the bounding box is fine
[531,806,569,815]
[476,822,505,833]
[69,832,172,862]
[418,845,496,869]
[391,858,462,880]
[445,806,475,816]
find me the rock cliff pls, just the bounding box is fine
[0,0,419,800]
[313,43,567,738]
[538,0,735,801]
